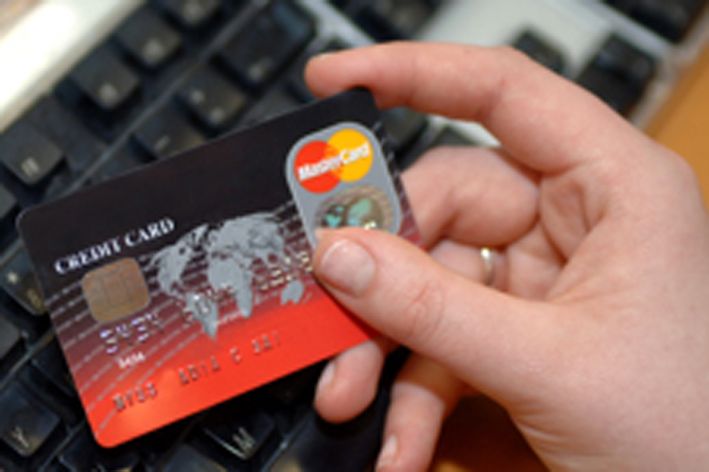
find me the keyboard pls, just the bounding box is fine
[0,1,706,471]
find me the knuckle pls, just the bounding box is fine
[397,275,446,347]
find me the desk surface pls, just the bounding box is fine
[431,42,709,471]
[648,42,709,206]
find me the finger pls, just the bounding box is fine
[375,239,492,470]
[430,238,506,288]
[314,238,493,423]
[504,222,564,299]
[314,336,395,423]
[402,147,537,248]
[306,42,648,174]
[313,228,564,402]
[376,356,464,472]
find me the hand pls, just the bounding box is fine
[305,43,709,471]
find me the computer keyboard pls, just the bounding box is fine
[603,0,707,42]
[0,0,706,470]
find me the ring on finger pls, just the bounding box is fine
[479,247,496,287]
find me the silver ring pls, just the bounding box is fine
[480,247,496,287]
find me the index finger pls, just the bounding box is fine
[305,42,645,174]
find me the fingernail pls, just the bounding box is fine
[376,435,398,470]
[316,238,375,296]
[316,361,335,396]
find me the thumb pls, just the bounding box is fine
[313,228,564,401]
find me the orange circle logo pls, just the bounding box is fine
[294,129,374,193]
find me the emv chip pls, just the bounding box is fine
[81,258,150,323]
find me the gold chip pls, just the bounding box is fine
[81,258,150,324]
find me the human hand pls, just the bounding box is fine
[305,43,709,471]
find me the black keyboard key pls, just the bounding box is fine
[577,67,634,114]
[31,340,74,397]
[0,184,18,228]
[0,383,60,457]
[248,87,301,123]
[512,29,566,74]
[204,410,276,461]
[26,97,105,175]
[0,121,64,186]
[218,0,314,90]
[0,249,45,316]
[69,49,140,112]
[59,427,140,472]
[595,35,656,89]
[577,35,655,115]
[350,0,441,41]
[134,107,205,159]
[269,392,389,472]
[0,315,20,360]
[605,0,707,42]
[44,167,79,201]
[0,454,21,472]
[116,8,182,70]
[163,444,226,472]
[160,0,222,29]
[382,107,428,154]
[90,147,146,183]
[178,67,248,133]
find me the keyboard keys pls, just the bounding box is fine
[0,454,20,471]
[0,315,20,360]
[163,444,226,472]
[382,107,428,155]
[178,67,249,133]
[604,0,707,43]
[0,383,60,457]
[595,35,656,88]
[242,88,301,127]
[0,3,452,470]
[43,168,77,201]
[269,398,387,472]
[512,29,566,74]
[116,8,182,70]
[160,0,222,29]
[218,0,314,90]
[26,97,105,175]
[0,249,45,316]
[576,35,655,115]
[134,107,205,159]
[0,184,18,230]
[90,147,146,183]
[59,427,140,472]
[203,410,276,461]
[31,339,75,398]
[69,49,140,112]
[345,0,442,41]
[0,122,64,187]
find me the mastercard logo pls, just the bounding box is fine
[294,128,374,193]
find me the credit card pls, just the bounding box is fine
[18,89,419,447]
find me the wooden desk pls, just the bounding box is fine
[431,43,709,471]
[648,44,709,206]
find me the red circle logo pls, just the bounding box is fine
[293,129,374,194]
[293,141,340,193]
